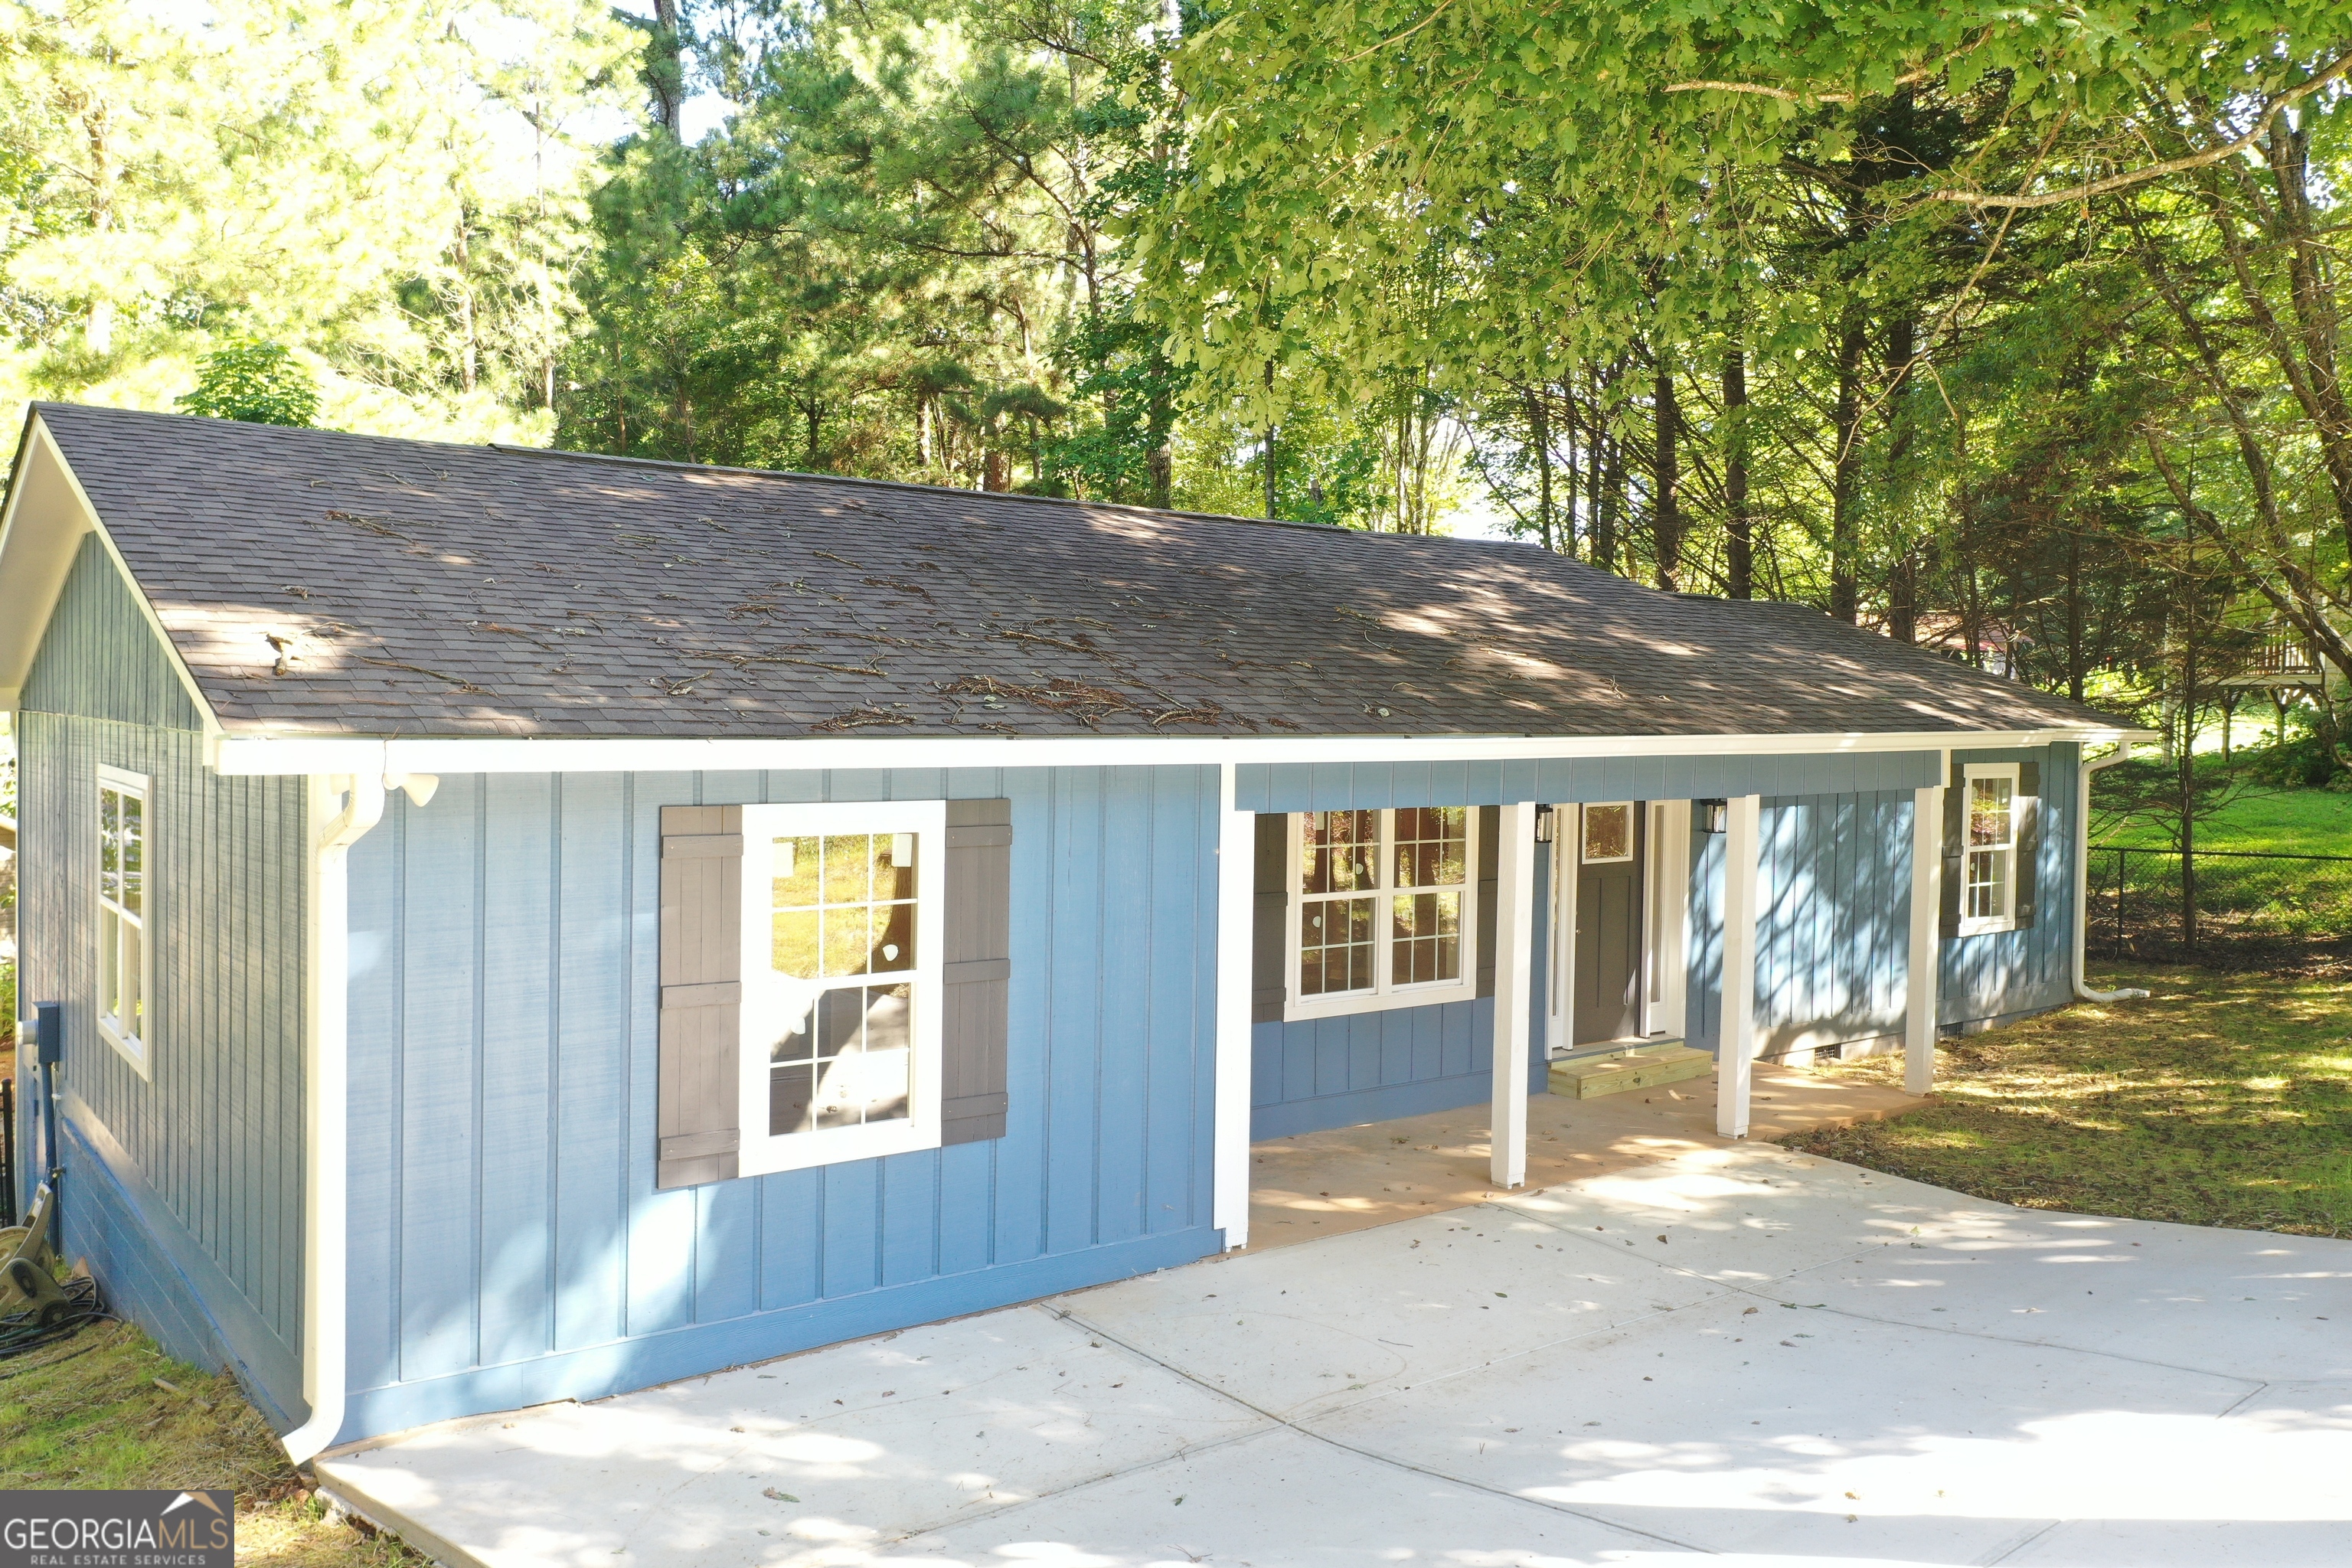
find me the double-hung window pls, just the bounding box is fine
[1958,763,2020,935]
[97,765,152,1076]
[736,800,946,1174]
[1286,807,1478,1020]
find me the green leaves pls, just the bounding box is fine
[176,342,319,428]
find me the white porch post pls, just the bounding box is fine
[1648,799,1692,1040]
[1906,781,1945,1094]
[1213,763,1254,1249]
[1491,800,1537,1188]
[1715,794,1762,1139]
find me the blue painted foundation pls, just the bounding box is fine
[340,1225,1213,1440]
[59,1096,305,1430]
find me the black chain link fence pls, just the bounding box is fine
[2086,844,2352,972]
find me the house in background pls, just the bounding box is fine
[0,404,2141,1458]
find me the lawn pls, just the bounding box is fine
[1783,965,2352,1237]
[2098,782,2352,854]
[0,1280,421,1564]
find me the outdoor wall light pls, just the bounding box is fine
[1697,799,1729,834]
[1534,804,1555,843]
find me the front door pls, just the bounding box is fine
[1572,802,1644,1045]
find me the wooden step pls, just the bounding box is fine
[1547,1041,1713,1100]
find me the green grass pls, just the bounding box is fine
[1782,966,2352,1236]
[0,1320,422,1566]
[2099,785,2352,854]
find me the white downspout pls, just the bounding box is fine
[2075,743,2150,1004]
[281,771,387,1465]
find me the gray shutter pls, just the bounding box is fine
[2014,759,2042,929]
[658,805,743,1191]
[1474,804,1501,998]
[942,799,1013,1145]
[1253,814,1286,1024]
[1939,763,1965,938]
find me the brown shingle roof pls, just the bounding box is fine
[31,403,2130,741]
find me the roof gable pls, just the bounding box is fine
[24,531,206,730]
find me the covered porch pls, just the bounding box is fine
[1210,750,1981,1251]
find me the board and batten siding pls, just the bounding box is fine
[340,763,1220,1439]
[14,537,307,1423]
[1250,841,1550,1139]
[1686,747,2080,1058]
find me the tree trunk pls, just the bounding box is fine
[1528,387,1553,552]
[647,0,686,135]
[1722,340,1751,599]
[1651,349,1681,590]
[1558,381,1579,559]
[1829,305,1866,622]
[2063,524,2087,703]
[1595,426,1623,576]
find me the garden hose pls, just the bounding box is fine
[0,1272,109,1361]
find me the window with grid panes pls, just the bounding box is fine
[737,800,946,1174]
[1959,764,2020,935]
[97,765,152,1076]
[1289,807,1478,1019]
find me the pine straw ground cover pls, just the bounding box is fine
[0,1320,423,1566]
[1783,965,2352,1237]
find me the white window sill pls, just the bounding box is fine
[97,1019,151,1080]
[738,1119,940,1178]
[1282,981,1479,1025]
[1955,917,2019,939]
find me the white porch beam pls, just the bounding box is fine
[1715,794,1762,1139]
[1906,782,1945,1094]
[1491,801,1537,1188]
[1212,763,1255,1249]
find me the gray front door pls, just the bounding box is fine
[1573,802,1645,1045]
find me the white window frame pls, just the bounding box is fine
[1958,763,2021,937]
[1282,807,1481,1023]
[96,763,152,1079]
[1579,801,1637,864]
[736,799,946,1176]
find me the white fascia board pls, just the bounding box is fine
[210,724,2158,777]
[0,415,227,744]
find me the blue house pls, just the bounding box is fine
[0,405,2141,1458]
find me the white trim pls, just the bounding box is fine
[1489,802,1536,1190]
[1213,764,1253,1249]
[1906,781,1945,1093]
[207,725,2158,779]
[94,764,152,1079]
[1544,805,1578,1057]
[1578,802,1636,864]
[1646,800,1691,1040]
[281,773,386,1465]
[1957,763,2022,936]
[0,416,224,743]
[1282,808,1479,1023]
[1715,794,1762,1139]
[733,800,946,1177]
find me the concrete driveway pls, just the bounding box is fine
[317,1144,2352,1567]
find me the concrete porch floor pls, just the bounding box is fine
[312,1127,2352,1567]
[1247,1056,1924,1250]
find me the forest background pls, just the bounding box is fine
[1,0,2348,769]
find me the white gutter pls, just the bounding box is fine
[211,724,2151,779]
[281,772,387,1465]
[2074,743,2151,1004]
